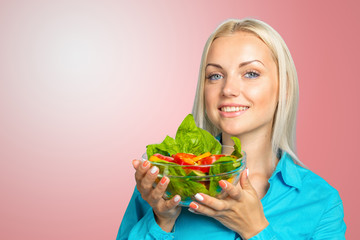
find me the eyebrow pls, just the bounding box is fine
[205,60,264,70]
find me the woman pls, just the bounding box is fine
[117,18,346,239]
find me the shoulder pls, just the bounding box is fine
[294,162,342,203]
[279,154,344,219]
[267,153,346,238]
[279,152,342,203]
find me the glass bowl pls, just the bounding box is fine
[142,146,246,206]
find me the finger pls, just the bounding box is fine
[150,176,170,202]
[219,180,241,200]
[193,193,229,211]
[188,201,217,217]
[140,165,159,194]
[239,168,252,191]
[134,160,151,183]
[158,194,181,212]
[132,159,140,170]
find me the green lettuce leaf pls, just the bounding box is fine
[175,114,222,155]
[231,136,242,158]
[209,156,239,175]
[148,158,186,177]
[149,157,209,198]
[146,135,179,159]
[167,179,209,199]
[146,114,222,158]
[145,114,243,199]
[208,150,242,196]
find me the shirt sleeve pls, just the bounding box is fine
[311,191,346,240]
[116,187,175,240]
[247,224,283,240]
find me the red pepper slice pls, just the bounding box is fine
[195,155,226,173]
[153,153,174,162]
[199,155,225,165]
[173,153,196,165]
[171,153,227,173]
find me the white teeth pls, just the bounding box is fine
[221,106,249,112]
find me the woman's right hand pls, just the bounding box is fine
[132,159,182,232]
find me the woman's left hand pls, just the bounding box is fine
[188,169,269,240]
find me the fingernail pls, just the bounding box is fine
[188,208,196,213]
[246,168,249,178]
[194,193,204,202]
[150,166,158,174]
[174,195,181,203]
[219,180,227,189]
[160,176,168,185]
[142,161,149,168]
[189,202,199,210]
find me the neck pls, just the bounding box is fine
[222,130,277,178]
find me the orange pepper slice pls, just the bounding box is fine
[193,152,211,162]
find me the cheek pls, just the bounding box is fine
[204,85,216,107]
[249,84,278,111]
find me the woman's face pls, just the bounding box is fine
[204,31,279,138]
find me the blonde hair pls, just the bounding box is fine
[192,18,302,165]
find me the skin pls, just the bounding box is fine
[204,31,279,199]
[132,159,181,232]
[132,31,279,238]
[195,31,279,239]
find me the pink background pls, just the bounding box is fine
[0,0,358,239]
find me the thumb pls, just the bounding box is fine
[240,168,252,190]
[132,159,140,170]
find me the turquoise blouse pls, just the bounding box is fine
[116,151,346,239]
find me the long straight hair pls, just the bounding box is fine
[192,18,302,165]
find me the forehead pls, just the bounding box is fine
[206,32,274,66]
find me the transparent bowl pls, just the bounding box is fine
[142,146,246,206]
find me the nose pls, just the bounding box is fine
[222,75,240,97]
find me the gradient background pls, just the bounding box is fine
[0,0,358,239]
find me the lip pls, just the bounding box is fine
[218,103,249,108]
[218,103,249,118]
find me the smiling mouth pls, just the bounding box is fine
[220,106,249,112]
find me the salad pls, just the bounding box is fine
[145,114,244,200]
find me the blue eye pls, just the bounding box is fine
[208,74,223,81]
[244,71,259,79]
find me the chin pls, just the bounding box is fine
[219,123,246,137]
